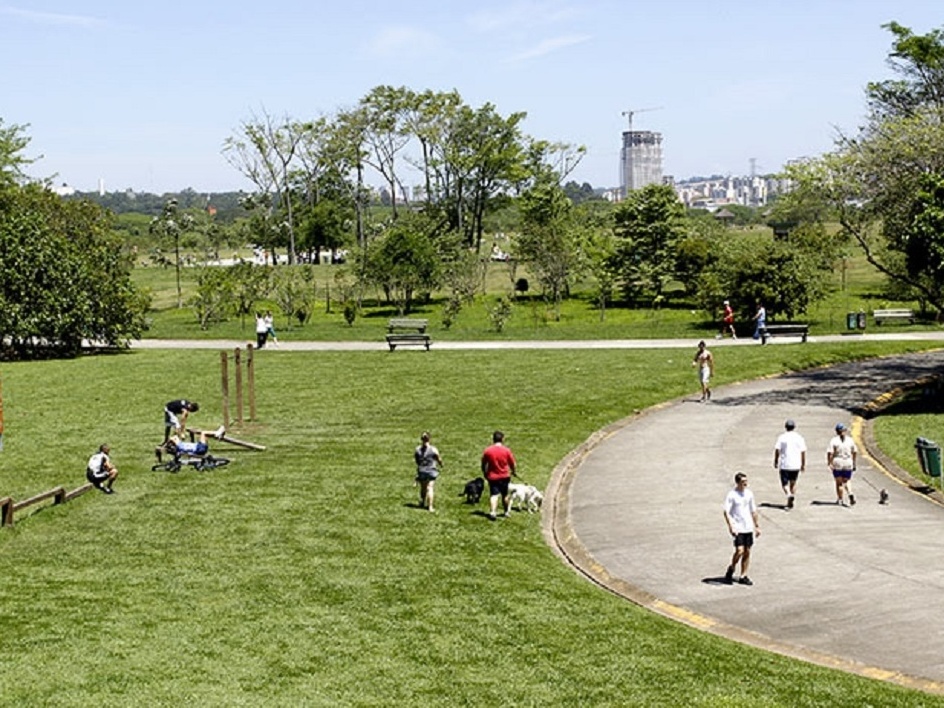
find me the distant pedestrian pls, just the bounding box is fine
[723,472,760,585]
[720,300,736,339]
[752,302,767,341]
[773,419,807,509]
[264,310,279,347]
[255,312,269,349]
[481,430,517,520]
[827,422,858,506]
[86,443,118,494]
[692,340,714,402]
[414,431,442,513]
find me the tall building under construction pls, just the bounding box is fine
[620,130,663,196]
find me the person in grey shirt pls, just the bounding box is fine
[414,431,443,513]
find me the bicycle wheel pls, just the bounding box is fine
[151,460,181,473]
[201,455,230,470]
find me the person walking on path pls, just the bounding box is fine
[255,312,269,349]
[719,300,736,339]
[827,422,858,506]
[264,310,279,347]
[86,443,118,494]
[481,430,517,520]
[723,472,760,585]
[773,419,807,509]
[414,431,442,513]
[752,301,767,341]
[692,340,714,402]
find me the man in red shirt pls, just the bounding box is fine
[481,430,517,520]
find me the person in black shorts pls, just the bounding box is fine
[86,443,118,494]
[164,399,199,442]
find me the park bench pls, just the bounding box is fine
[385,318,431,351]
[760,323,809,345]
[873,308,915,325]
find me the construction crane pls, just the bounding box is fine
[621,106,663,133]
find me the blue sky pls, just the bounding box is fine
[2,0,942,193]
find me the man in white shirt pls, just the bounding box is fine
[773,419,807,509]
[827,422,858,506]
[722,472,760,585]
[86,443,118,494]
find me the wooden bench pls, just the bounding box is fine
[873,308,915,325]
[386,319,432,351]
[760,323,809,345]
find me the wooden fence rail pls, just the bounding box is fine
[2,482,95,528]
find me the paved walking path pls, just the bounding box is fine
[131,331,944,351]
[546,349,944,693]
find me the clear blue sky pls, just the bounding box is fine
[3,0,942,194]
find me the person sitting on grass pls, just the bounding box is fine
[87,443,118,494]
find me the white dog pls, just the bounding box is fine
[508,483,544,513]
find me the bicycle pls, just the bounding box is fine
[151,451,230,473]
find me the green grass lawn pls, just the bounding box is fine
[1,341,943,706]
[873,387,944,489]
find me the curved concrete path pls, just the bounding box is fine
[547,350,944,693]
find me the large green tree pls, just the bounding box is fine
[0,184,148,357]
[610,184,688,303]
[783,21,944,315]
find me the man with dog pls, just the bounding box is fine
[481,430,517,520]
[414,431,442,513]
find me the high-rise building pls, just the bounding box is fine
[620,130,663,196]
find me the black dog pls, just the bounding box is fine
[462,477,485,504]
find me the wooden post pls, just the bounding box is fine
[247,344,256,421]
[234,347,243,424]
[220,351,230,427]
[1,496,13,527]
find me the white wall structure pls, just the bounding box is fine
[620,130,663,196]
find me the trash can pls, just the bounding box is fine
[857,311,867,329]
[846,312,858,330]
[916,437,942,477]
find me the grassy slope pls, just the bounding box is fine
[1,343,942,706]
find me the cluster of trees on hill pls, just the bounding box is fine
[0,120,148,358]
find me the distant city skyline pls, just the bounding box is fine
[4,1,942,194]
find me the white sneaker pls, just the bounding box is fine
[214,425,226,439]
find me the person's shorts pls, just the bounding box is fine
[192,442,208,456]
[488,477,510,497]
[87,468,109,484]
[832,469,853,480]
[700,367,711,384]
[779,469,800,486]
[733,532,754,548]
[415,471,438,483]
[164,408,179,429]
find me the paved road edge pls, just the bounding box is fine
[542,375,944,696]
